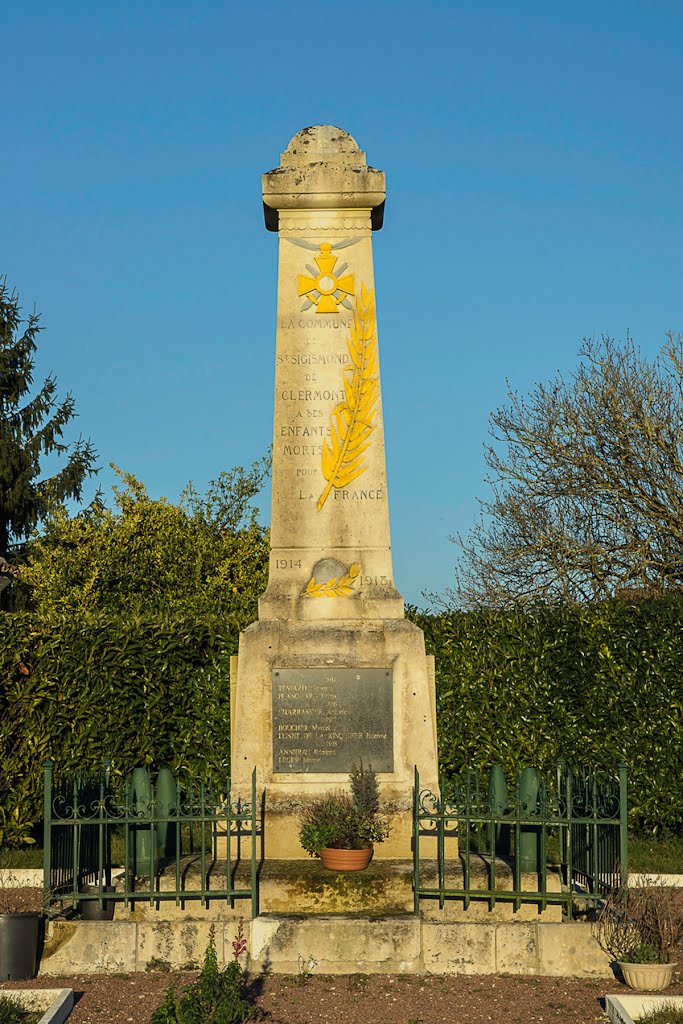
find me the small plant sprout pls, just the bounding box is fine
[232,920,247,960]
[297,954,318,983]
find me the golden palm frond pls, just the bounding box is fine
[317,285,379,511]
[304,563,361,598]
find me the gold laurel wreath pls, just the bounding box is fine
[304,563,361,598]
[317,285,379,511]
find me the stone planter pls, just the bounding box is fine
[617,960,676,991]
[319,847,373,871]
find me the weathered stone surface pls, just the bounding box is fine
[41,920,137,974]
[606,994,683,1024]
[495,922,538,973]
[38,917,615,977]
[137,920,223,971]
[250,914,422,974]
[108,861,252,922]
[257,858,414,915]
[262,125,386,215]
[537,922,612,977]
[422,922,496,975]
[233,619,438,859]
[40,921,252,975]
[417,857,563,923]
[259,125,398,622]
[4,988,74,1024]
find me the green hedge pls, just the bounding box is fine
[2,598,682,845]
[0,612,232,845]
[408,598,683,833]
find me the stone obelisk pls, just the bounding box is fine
[231,126,438,858]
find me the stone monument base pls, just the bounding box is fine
[230,616,440,861]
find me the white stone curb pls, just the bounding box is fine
[0,868,43,887]
[606,993,683,1023]
[628,873,683,888]
[2,988,74,1024]
[0,867,125,888]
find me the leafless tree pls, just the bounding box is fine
[445,332,683,607]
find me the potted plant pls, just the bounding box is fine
[594,878,683,991]
[0,871,41,981]
[298,763,390,871]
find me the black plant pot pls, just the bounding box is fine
[0,913,40,980]
[79,885,116,921]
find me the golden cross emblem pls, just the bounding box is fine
[297,243,355,314]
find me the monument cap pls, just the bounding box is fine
[282,125,364,163]
[262,123,386,229]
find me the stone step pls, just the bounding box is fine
[39,915,611,977]
[94,854,562,922]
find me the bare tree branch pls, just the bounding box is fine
[443,332,683,608]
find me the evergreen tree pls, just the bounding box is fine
[0,278,97,565]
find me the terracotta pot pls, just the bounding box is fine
[319,846,373,871]
[617,960,676,991]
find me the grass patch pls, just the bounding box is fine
[0,847,42,869]
[629,833,683,874]
[638,1004,683,1023]
[0,996,41,1023]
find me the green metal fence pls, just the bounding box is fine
[413,761,628,917]
[43,760,259,917]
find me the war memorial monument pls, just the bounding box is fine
[231,125,439,859]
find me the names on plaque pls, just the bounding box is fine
[272,668,394,773]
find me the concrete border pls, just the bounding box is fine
[0,868,43,888]
[39,915,613,977]
[628,873,683,888]
[1,988,74,1024]
[606,993,683,1023]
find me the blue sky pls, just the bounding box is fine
[2,2,681,606]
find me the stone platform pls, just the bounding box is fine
[40,857,598,978]
[100,854,562,923]
[39,915,611,978]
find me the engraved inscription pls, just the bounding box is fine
[272,668,393,773]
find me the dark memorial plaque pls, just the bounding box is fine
[272,668,393,773]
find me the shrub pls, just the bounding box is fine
[0,611,232,845]
[151,925,253,1024]
[409,596,683,832]
[298,764,390,857]
[593,879,683,963]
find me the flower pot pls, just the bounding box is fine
[319,846,373,871]
[617,960,676,991]
[79,885,116,921]
[0,913,40,980]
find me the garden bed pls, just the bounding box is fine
[2,970,682,1024]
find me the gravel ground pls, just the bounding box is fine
[3,969,683,1024]
[0,887,44,913]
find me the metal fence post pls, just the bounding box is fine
[413,766,420,916]
[619,761,628,886]
[43,760,53,914]
[251,767,258,918]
